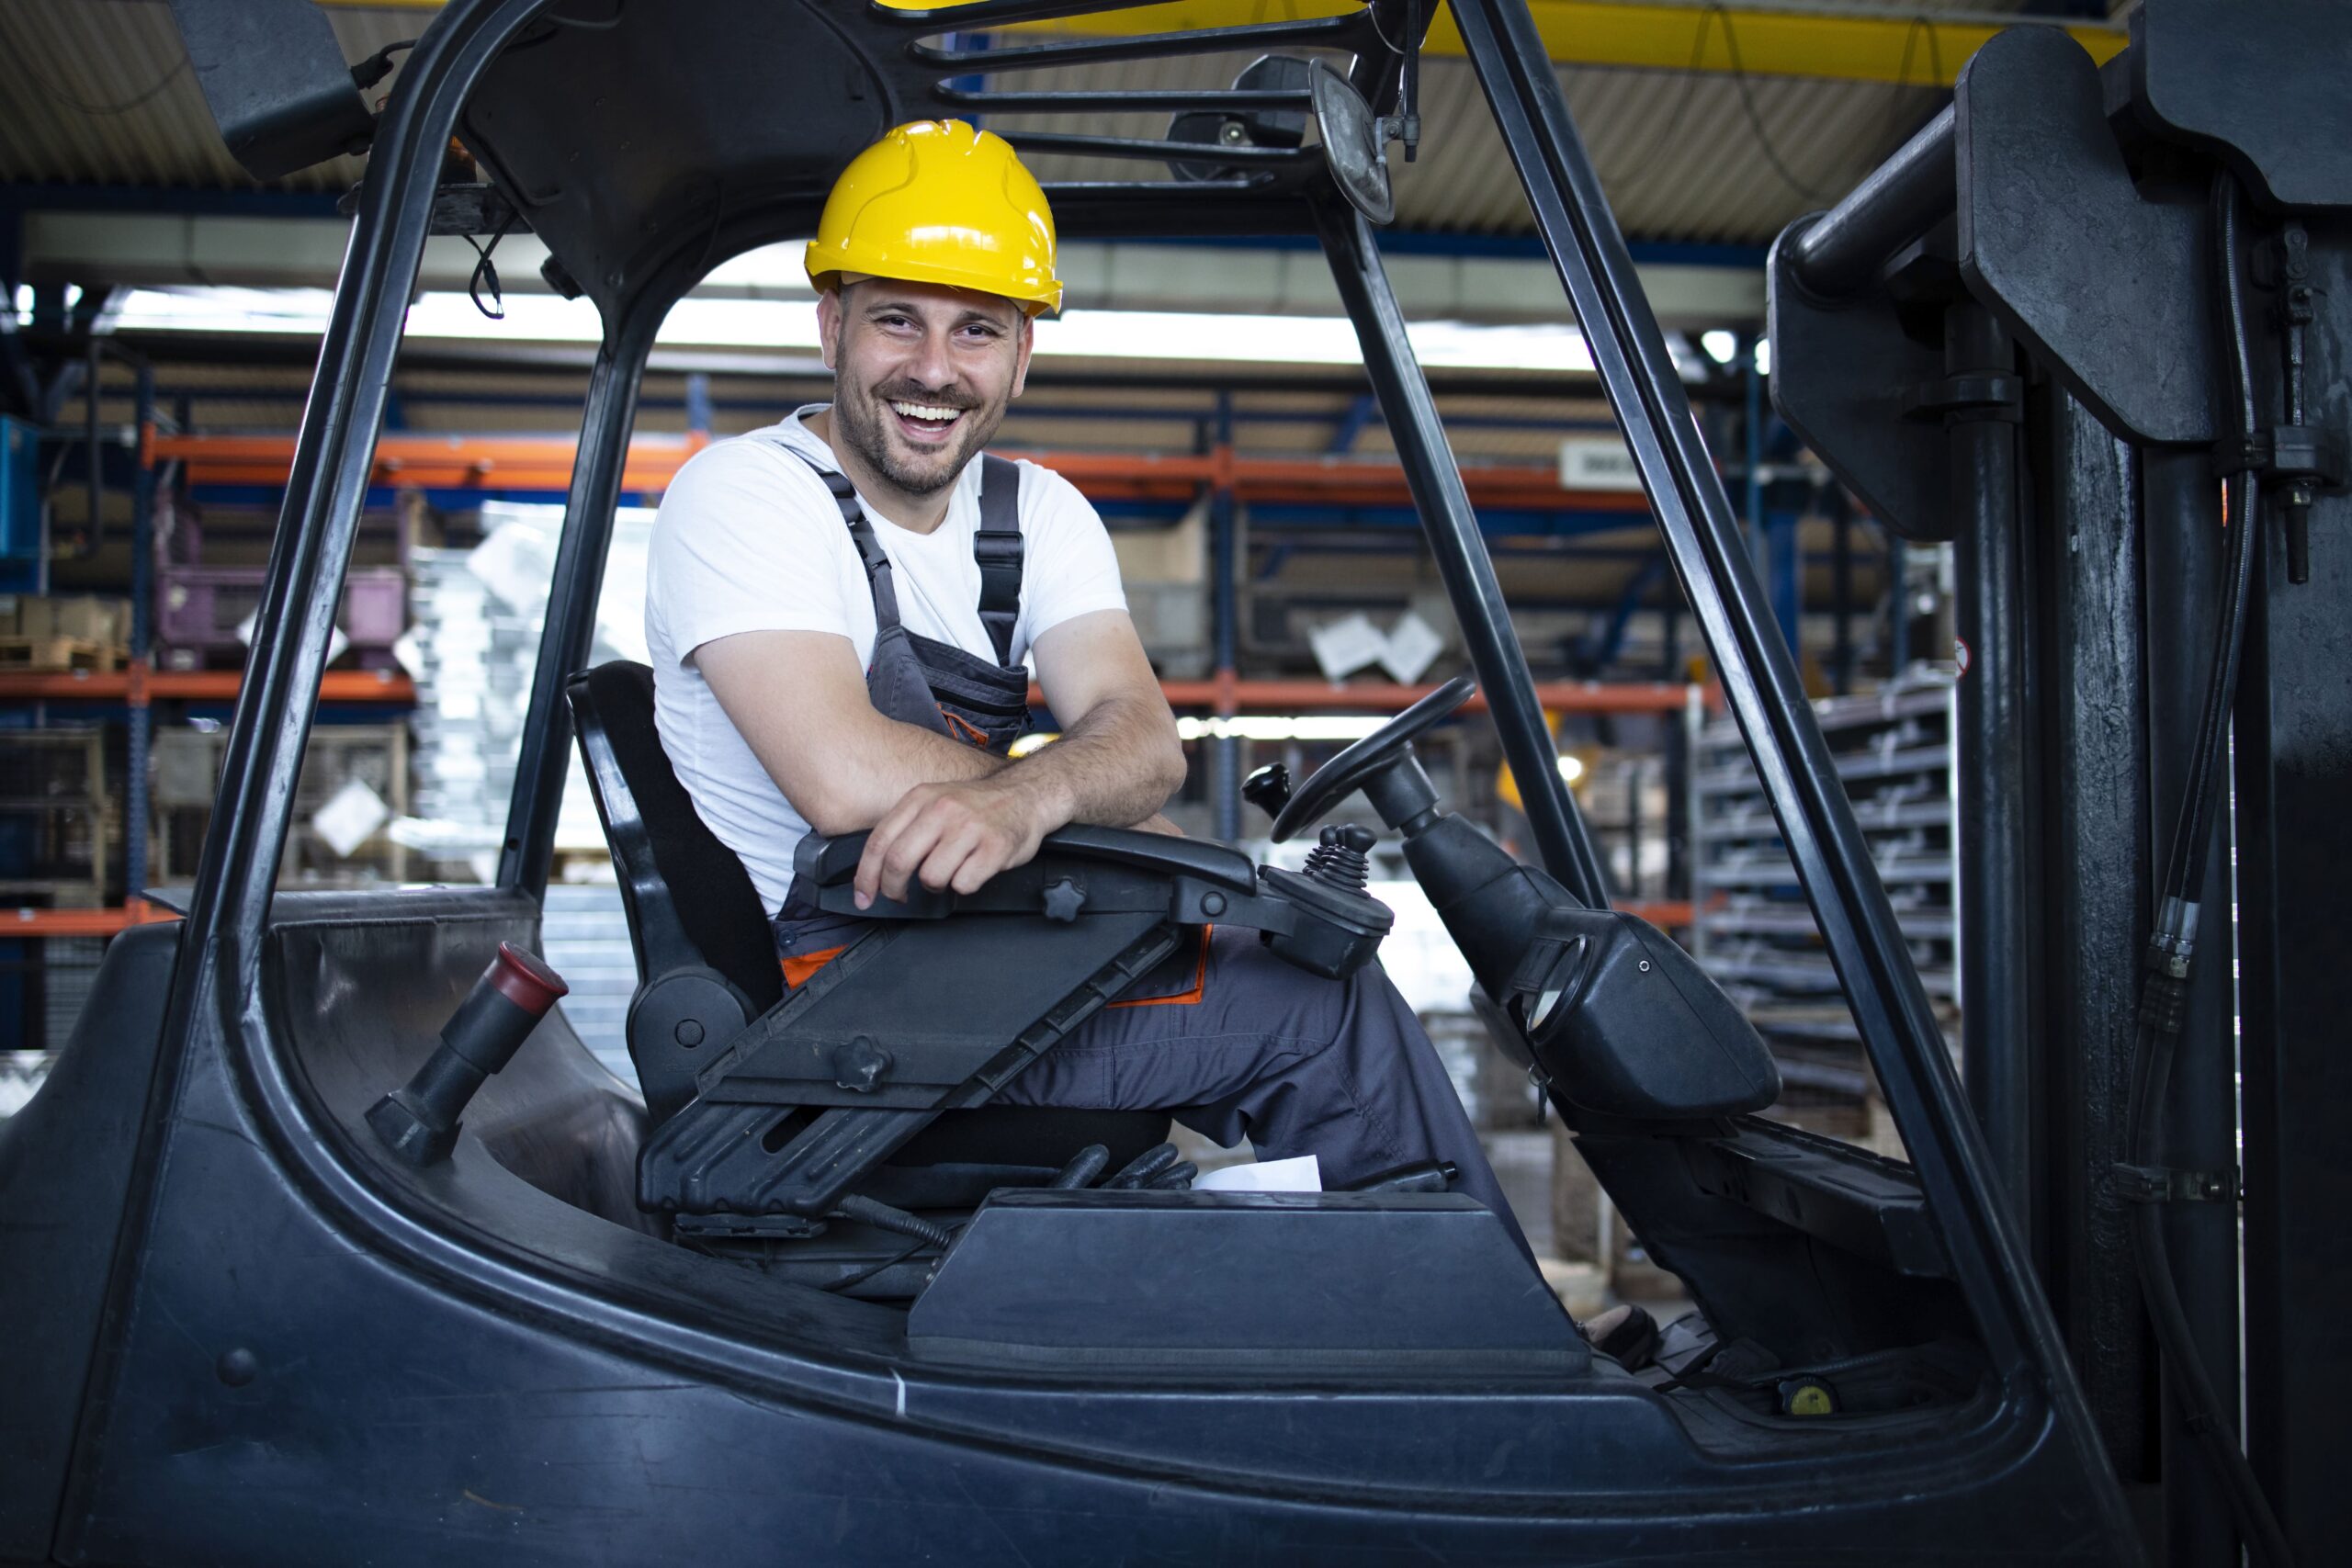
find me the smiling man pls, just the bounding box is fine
[644,120,1533,1262]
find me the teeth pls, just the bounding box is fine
[889,400,963,423]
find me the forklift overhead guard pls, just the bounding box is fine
[21,0,2346,1562]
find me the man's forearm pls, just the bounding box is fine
[1002,692,1185,833]
[803,709,1006,832]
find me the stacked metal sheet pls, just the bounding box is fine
[402,503,658,884]
[403,539,543,881]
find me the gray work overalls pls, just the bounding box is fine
[765,447,1035,962]
[763,447,1532,1257]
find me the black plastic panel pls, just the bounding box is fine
[1769,218,1954,542]
[2134,0,2352,212]
[1958,26,2215,444]
[0,923,180,1562]
[909,1188,1584,1371]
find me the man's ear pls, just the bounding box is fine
[816,288,842,372]
[1010,314,1035,400]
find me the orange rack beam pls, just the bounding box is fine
[0,666,415,704]
[1,898,182,938]
[153,434,1655,516]
[150,432,709,494]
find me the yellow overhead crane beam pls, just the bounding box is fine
[322,2,2126,89]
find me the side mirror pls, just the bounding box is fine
[170,0,376,180]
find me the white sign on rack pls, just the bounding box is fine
[1557,436,1645,492]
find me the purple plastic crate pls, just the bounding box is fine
[159,566,406,655]
[340,570,405,645]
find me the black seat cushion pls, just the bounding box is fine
[569,660,1169,1168]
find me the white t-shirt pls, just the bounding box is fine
[644,406,1128,912]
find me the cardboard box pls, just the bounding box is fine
[0,594,130,646]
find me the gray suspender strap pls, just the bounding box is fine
[788,447,1024,665]
[974,454,1023,666]
[789,452,908,629]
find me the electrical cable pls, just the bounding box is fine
[463,211,516,321]
[832,1193,956,1250]
[14,45,188,118]
[817,1235,933,1294]
[1708,4,1839,204]
[350,39,417,93]
[2120,169,2296,1568]
[1593,8,1713,192]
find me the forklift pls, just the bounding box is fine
[2,1,2341,1562]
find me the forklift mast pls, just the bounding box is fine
[1770,4,2352,1559]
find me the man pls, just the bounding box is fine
[645,119,1532,1260]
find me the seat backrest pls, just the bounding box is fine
[566,661,783,1012]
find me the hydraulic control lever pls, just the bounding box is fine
[1241,761,1293,821]
[368,943,569,1167]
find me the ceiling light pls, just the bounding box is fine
[107,286,1597,374]
[1175,715,1392,743]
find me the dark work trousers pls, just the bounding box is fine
[989,926,1532,1262]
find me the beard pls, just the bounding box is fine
[830,373,1008,500]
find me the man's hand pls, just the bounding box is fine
[854,773,1055,907]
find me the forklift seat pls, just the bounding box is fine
[565,660,1169,1179]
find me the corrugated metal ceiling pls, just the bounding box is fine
[0,1,2037,246]
[0,1,415,194]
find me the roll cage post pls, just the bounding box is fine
[164,5,2118,1541]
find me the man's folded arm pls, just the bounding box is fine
[1020,608,1187,832]
[695,629,1004,836]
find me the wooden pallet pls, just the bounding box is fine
[0,637,124,672]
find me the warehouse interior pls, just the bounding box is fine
[0,0,1954,1277]
[2,2,2343,1565]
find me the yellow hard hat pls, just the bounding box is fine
[805,120,1062,316]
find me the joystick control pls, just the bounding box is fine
[1304,824,1376,892]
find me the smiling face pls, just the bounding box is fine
[816,278,1034,522]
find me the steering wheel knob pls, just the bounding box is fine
[1241,761,1294,820]
[1270,674,1477,842]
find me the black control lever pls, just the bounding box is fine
[368,943,568,1167]
[1242,762,1293,821]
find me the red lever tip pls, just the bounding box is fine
[486,942,569,1015]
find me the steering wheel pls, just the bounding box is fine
[1270,675,1477,842]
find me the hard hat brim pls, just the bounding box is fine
[807,258,1060,318]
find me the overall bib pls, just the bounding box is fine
[766,446,1030,966]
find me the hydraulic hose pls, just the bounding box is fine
[832,1193,956,1251]
[2121,171,2294,1568]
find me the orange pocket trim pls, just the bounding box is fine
[780,945,847,989]
[1107,926,1213,1009]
